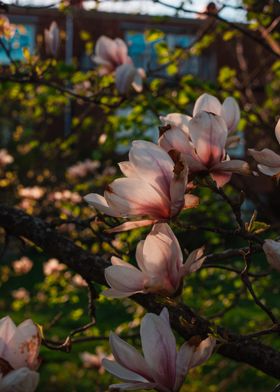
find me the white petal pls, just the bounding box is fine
[0,368,39,392]
[181,247,205,276]
[108,382,157,391]
[104,266,145,297]
[263,239,280,272]
[248,148,280,167]
[193,93,222,117]
[189,336,216,368]
[140,312,177,389]
[275,118,280,145]
[129,141,174,195]
[258,164,280,176]
[109,333,153,380]
[160,113,191,135]
[103,358,149,382]
[84,193,120,217]
[105,178,170,219]
[189,112,227,167]
[211,159,251,175]
[174,342,194,391]
[222,97,240,133]
[106,219,156,233]
[0,316,16,356]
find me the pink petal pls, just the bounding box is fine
[174,342,194,391]
[118,161,138,177]
[0,316,16,356]
[104,266,145,297]
[248,148,280,167]
[129,141,174,195]
[102,358,149,383]
[106,219,157,233]
[108,382,157,391]
[116,64,138,95]
[140,312,177,389]
[111,256,136,269]
[189,112,227,167]
[160,113,191,135]
[263,239,280,272]
[114,38,129,64]
[109,333,153,380]
[170,157,189,217]
[0,368,39,392]
[193,93,222,117]
[181,247,205,276]
[222,97,240,133]
[275,118,280,145]
[95,36,118,65]
[189,336,216,369]
[137,224,182,293]
[210,171,232,187]
[105,178,170,218]
[158,128,193,155]
[258,164,280,176]
[84,193,120,217]
[211,159,251,175]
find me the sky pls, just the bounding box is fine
[6,0,246,21]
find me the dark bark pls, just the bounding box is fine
[0,204,279,380]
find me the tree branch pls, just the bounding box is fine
[0,204,280,379]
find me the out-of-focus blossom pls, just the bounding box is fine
[43,258,66,276]
[103,308,215,391]
[48,190,81,203]
[93,35,132,74]
[72,274,87,287]
[12,288,30,303]
[0,149,14,168]
[80,348,113,374]
[85,141,198,232]
[12,257,33,275]
[67,159,100,179]
[44,21,60,57]
[0,316,41,392]
[0,15,15,39]
[263,239,280,272]
[248,119,280,179]
[18,186,45,200]
[159,111,250,187]
[93,35,145,94]
[103,223,205,298]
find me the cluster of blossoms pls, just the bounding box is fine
[93,35,146,94]
[83,85,280,388]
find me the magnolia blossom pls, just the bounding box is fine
[104,223,205,297]
[80,348,113,374]
[263,239,280,272]
[67,159,100,179]
[193,93,240,134]
[159,111,250,187]
[12,257,33,275]
[85,140,198,232]
[44,21,60,57]
[93,35,145,94]
[0,316,41,392]
[248,119,280,179]
[0,149,14,168]
[43,258,66,276]
[103,308,215,391]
